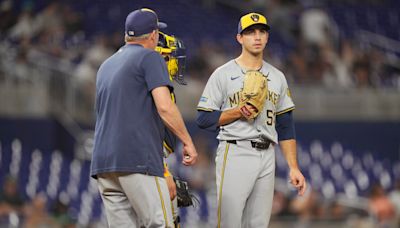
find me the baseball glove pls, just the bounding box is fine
[239,70,268,119]
[174,178,198,207]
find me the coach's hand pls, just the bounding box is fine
[182,143,198,166]
[289,168,307,196]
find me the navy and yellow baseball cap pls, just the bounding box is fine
[238,12,270,34]
[125,8,167,37]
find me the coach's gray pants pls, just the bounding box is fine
[97,172,174,228]
[216,140,275,228]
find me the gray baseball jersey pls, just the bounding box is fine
[197,59,294,227]
[197,59,295,143]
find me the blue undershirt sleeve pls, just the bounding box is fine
[196,110,222,132]
[276,111,296,141]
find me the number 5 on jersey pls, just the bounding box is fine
[266,110,274,126]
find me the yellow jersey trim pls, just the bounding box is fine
[163,162,171,177]
[170,92,175,103]
[217,143,230,228]
[276,107,295,116]
[163,141,173,154]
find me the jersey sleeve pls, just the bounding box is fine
[276,74,295,115]
[141,51,173,91]
[197,69,225,111]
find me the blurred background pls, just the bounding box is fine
[0,0,399,227]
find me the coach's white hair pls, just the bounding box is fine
[125,33,152,42]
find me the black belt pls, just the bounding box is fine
[226,140,271,150]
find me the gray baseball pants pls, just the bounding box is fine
[97,172,174,228]
[216,140,275,228]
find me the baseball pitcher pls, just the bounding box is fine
[196,12,307,228]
